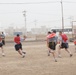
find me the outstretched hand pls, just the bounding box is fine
[23,35,26,39]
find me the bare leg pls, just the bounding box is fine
[18,49,25,58]
[1,46,5,56]
[48,48,51,56]
[58,46,62,58]
[18,49,22,55]
[51,50,57,62]
[22,50,26,54]
[65,49,72,57]
[65,48,71,54]
[75,45,76,53]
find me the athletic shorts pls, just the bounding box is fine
[0,43,3,47]
[15,43,22,51]
[2,40,5,45]
[60,43,69,49]
[49,42,56,50]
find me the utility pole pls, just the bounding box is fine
[34,20,37,40]
[61,0,64,32]
[72,21,73,38]
[23,10,27,35]
[72,21,76,38]
[69,17,74,38]
[68,16,73,26]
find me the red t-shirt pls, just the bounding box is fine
[47,33,56,39]
[61,34,68,42]
[14,36,20,44]
[74,40,76,45]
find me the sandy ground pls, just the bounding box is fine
[0,41,76,75]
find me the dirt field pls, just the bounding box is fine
[0,41,76,75]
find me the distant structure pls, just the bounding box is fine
[52,28,72,32]
[31,26,73,35]
[5,26,25,36]
[0,27,5,32]
[13,32,23,35]
[73,26,76,35]
[31,26,51,34]
[4,25,74,36]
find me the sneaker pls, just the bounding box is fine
[49,50,51,53]
[22,52,26,54]
[58,55,62,58]
[70,54,73,57]
[55,59,57,62]
[48,50,51,56]
[48,53,50,56]
[2,53,5,57]
[22,55,25,58]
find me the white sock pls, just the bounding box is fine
[2,53,5,55]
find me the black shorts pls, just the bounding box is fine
[60,43,69,49]
[15,43,22,51]
[2,40,5,45]
[0,43,3,47]
[49,42,56,50]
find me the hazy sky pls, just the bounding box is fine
[0,0,76,31]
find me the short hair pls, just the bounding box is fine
[2,32,3,34]
[48,31,51,34]
[59,31,62,34]
[17,34,19,36]
[53,30,56,33]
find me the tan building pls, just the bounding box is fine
[73,25,76,34]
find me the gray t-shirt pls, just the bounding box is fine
[48,36,58,44]
[1,34,5,39]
